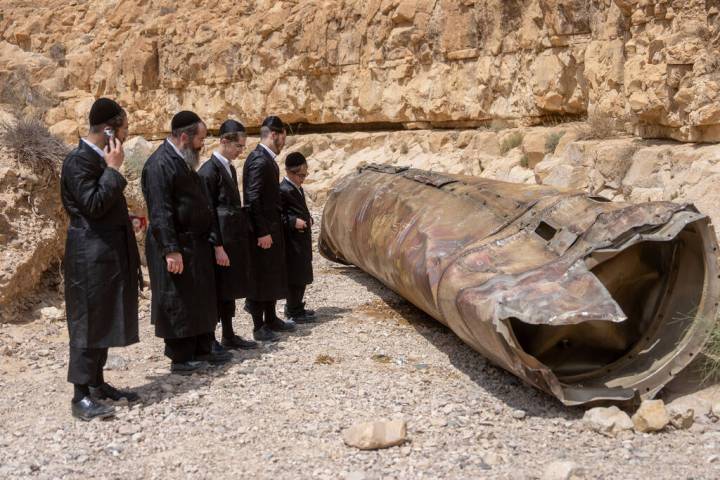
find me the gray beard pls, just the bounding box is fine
[182,147,200,170]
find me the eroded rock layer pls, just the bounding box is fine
[0,0,719,141]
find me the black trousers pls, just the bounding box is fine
[164,334,212,363]
[217,298,235,338]
[68,347,108,386]
[245,299,279,329]
[286,284,307,317]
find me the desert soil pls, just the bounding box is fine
[0,214,718,480]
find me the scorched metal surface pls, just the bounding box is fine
[319,164,720,405]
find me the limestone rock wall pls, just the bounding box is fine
[0,0,719,142]
[0,142,66,322]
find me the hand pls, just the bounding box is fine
[295,218,307,231]
[215,246,230,267]
[104,137,124,170]
[257,235,272,249]
[166,252,184,274]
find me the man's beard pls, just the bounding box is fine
[181,146,200,170]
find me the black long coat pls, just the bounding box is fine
[141,141,217,339]
[242,145,287,301]
[197,154,250,300]
[279,178,313,286]
[60,140,141,348]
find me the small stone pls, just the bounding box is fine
[632,399,670,433]
[1,345,12,357]
[39,306,64,322]
[669,408,694,430]
[541,460,584,480]
[483,452,503,466]
[342,419,407,450]
[430,416,447,427]
[512,409,527,420]
[345,471,366,480]
[160,383,174,393]
[105,354,128,371]
[118,424,140,436]
[582,406,634,436]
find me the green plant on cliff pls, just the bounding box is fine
[545,131,565,154]
[0,116,67,178]
[500,132,523,155]
[701,313,720,384]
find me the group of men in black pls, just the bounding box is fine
[60,98,315,420]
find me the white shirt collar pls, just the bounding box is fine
[81,138,106,159]
[284,176,304,195]
[259,143,277,160]
[213,151,233,176]
[166,138,184,159]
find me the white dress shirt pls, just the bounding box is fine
[166,138,184,159]
[81,138,106,159]
[259,143,277,160]
[213,151,233,178]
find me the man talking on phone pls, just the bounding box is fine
[60,98,142,420]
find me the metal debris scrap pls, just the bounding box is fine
[320,164,720,405]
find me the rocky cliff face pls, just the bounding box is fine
[1,0,719,142]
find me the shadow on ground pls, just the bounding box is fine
[121,304,350,408]
[333,264,582,420]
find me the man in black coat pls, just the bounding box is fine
[61,98,142,420]
[198,119,257,351]
[280,152,316,323]
[242,116,296,341]
[142,111,231,374]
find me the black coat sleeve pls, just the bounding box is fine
[143,159,181,256]
[199,166,223,247]
[280,187,299,232]
[245,159,270,238]
[62,155,127,220]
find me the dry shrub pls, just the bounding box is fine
[701,315,720,384]
[0,116,68,178]
[0,67,55,116]
[580,106,616,140]
[500,131,523,155]
[545,131,565,154]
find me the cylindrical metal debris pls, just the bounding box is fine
[319,164,720,405]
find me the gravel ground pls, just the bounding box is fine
[1,216,719,480]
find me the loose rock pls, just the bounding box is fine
[541,460,584,480]
[632,400,670,433]
[582,406,634,436]
[342,420,407,450]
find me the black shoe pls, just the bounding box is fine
[71,396,115,421]
[170,360,209,375]
[284,303,315,319]
[221,334,258,350]
[267,318,297,332]
[253,325,280,342]
[212,340,226,354]
[89,383,140,402]
[197,349,233,365]
[290,314,316,324]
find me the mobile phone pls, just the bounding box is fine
[104,127,115,148]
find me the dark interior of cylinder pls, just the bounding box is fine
[509,225,705,380]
